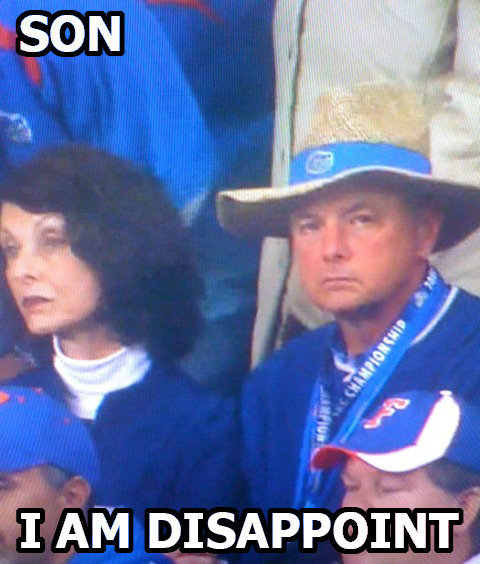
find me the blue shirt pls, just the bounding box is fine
[0,0,215,210]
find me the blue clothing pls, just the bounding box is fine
[152,0,275,188]
[73,552,164,564]
[0,0,215,210]
[16,360,242,517]
[151,0,275,390]
[242,289,480,560]
[72,552,155,564]
[71,520,167,563]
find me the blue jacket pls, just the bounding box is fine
[0,0,215,210]
[16,359,242,519]
[242,289,480,561]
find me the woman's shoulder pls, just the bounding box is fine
[111,358,237,418]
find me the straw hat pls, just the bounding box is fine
[217,84,480,251]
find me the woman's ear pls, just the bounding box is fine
[454,486,480,538]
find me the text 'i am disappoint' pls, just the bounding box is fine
[16,11,124,57]
[17,508,463,555]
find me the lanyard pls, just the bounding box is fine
[294,268,450,508]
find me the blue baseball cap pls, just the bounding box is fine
[312,390,480,474]
[0,386,99,486]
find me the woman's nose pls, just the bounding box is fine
[8,248,40,281]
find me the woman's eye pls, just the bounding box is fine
[43,236,67,249]
[1,243,18,259]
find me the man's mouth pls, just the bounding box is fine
[321,277,358,287]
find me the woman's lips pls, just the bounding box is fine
[21,296,52,311]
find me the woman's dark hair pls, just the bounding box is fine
[1,145,204,360]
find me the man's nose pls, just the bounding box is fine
[320,219,350,261]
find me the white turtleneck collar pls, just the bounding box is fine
[53,336,152,420]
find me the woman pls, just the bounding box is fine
[0,145,241,515]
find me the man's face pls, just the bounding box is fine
[340,458,460,564]
[0,467,69,564]
[290,187,440,318]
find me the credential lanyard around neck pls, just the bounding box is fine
[294,267,450,509]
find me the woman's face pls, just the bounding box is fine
[0,202,102,337]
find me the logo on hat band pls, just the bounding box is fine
[305,150,334,175]
[289,142,432,186]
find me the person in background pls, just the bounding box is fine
[0,145,241,519]
[313,390,480,564]
[217,84,480,562]
[0,385,161,564]
[151,0,275,391]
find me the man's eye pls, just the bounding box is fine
[351,214,374,226]
[377,482,405,494]
[297,220,319,233]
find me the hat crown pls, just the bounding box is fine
[296,83,430,157]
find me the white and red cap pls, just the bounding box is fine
[311,390,480,474]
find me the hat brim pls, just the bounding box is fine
[311,443,443,474]
[217,167,480,252]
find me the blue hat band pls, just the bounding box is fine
[289,142,432,185]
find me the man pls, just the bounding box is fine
[217,84,480,560]
[253,0,480,367]
[0,385,162,564]
[313,389,480,563]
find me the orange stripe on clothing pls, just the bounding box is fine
[0,22,42,85]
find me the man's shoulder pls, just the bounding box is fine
[426,287,480,340]
[451,287,480,314]
[258,323,333,367]
[244,323,334,396]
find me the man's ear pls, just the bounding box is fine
[455,486,480,538]
[416,207,444,259]
[60,476,91,509]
